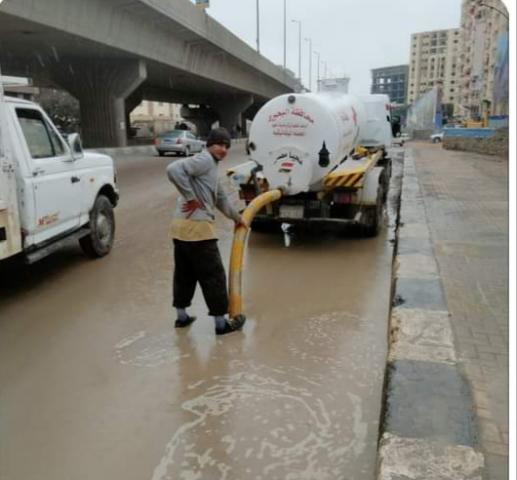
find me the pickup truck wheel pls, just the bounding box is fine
[79,195,115,258]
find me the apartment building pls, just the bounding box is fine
[407,28,461,114]
[371,65,409,105]
[458,0,509,116]
[131,101,182,122]
[130,101,183,136]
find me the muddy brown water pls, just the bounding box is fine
[0,145,403,480]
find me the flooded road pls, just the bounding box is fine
[0,144,402,480]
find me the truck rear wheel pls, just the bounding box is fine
[359,187,383,237]
[79,195,115,258]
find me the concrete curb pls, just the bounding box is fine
[87,145,157,156]
[376,150,485,479]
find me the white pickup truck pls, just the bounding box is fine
[0,94,118,264]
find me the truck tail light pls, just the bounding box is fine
[333,191,354,204]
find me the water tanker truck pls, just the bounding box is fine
[227,93,394,320]
[228,92,393,236]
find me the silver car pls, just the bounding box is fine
[155,130,205,156]
[430,131,444,143]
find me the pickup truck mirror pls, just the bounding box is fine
[67,133,84,160]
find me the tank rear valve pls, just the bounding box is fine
[318,142,330,167]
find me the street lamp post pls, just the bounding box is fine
[304,37,312,91]
[313,51,320,91]
[291,19,302,82]
[283,0,287,69]
[256,0,260,53]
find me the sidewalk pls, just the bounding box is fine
[379,142,508,480]
[412,142,509,480]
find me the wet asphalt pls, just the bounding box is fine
[0,144,403,480]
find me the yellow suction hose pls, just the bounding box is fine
[228,189,283,319]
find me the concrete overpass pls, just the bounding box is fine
[0,0,297,146]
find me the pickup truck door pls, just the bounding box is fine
[15,107,81,245]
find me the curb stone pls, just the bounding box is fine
[87,145,157,156]
[377,433,484,480]
[376,150,485,479]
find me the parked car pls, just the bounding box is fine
[155,130,205,157]
[430,132,444,143]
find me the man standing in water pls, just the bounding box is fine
[167,127,247,335]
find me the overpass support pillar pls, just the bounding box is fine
[180,105,218,138]
[126,87,144,138]
[51,60,147,148]
[211,95,254,137]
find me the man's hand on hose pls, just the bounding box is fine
[182,199,204,218]
[235,215,249,229]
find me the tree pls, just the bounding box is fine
[36,88,80,133]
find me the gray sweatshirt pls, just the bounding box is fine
[167,150,240,223]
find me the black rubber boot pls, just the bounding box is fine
[215,315,246,335]
[175,315,197,328]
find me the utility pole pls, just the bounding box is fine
[314,51,320,91]
[305,37,312,91]
[283,0,287,69]
[256,0,260,53]
[291,19,302,82]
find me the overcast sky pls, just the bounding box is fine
[199,0,463,94]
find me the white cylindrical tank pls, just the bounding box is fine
[248,93,366,195]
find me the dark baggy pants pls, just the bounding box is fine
[172,239,229,317]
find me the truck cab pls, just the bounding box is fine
[0,95,118,263]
